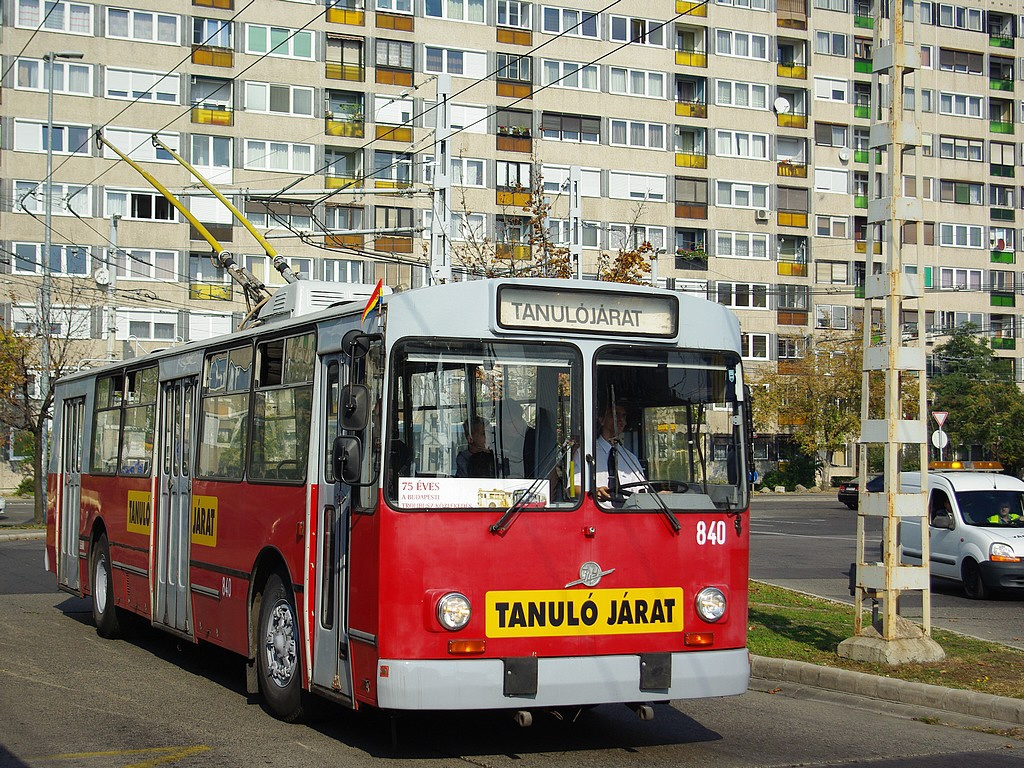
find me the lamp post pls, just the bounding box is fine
[40,50,83,521]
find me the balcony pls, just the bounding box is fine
[325,174,359,189]
[990,120,1014,134]
[325,113,364,138]
[676,152,707,169]
[191,103,233,126]
[375,67,414,87]
[675,100,707,118]
[853,58,872,74]
[991,163,1015,178]
[192,45,233,67]
[193,0,232,8]
[991,77,1014,91]
[190,283,232,301]
[676,0,707,15]
[990,34,1014,48]
[676,49,707,68]
[777,112,807,129]
[777,261,807,276]
[777,310,809,326]
[191,222,231,242]
[376,11,413,30]
[496,127,531,152]
[991,335,1016,349]
[853,104,871,119]
[376,124,413,142]
[991,208,1015,222]
[777,161,807,177]
[675,202,708,219]
[374,236,413,253]
[854,15,873,28]
[854,149,881,164]
[374,178,412,190]
[777,63,807,79]
[324,233,364,249]
[497,27,531,45]
[991,250,1015,264]
[855,240,882,254]
[497,81,532,99]
[328,8,363,25]
[778,210,808,228]
[325,62,365,82]
[496,189,531,207]
[854,195,868,209]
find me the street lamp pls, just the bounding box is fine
[40,50,83,521]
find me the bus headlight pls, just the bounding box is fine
[990,543,1020,563]
[436,592,472,630]
[695,587,727,622]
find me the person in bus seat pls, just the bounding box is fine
[494,400,535,478]
[455,416,496,478]
[572,402,647,502]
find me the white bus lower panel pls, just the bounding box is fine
[376,648,749,710]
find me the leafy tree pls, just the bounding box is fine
[929,326,1024,475]
[750,330,862,487]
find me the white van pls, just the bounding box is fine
[900,463,1024,599]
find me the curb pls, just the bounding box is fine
[752,655,1024,726]
[0,529,45,542]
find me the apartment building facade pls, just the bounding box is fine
[2,0,1022,468]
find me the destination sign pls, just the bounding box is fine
[497,286,677,337]
[485,587,684,637]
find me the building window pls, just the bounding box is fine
[191,135,232,171]
[814,168,849,194]
[13,58,92,95]
[373,150,413,185]
[540,165,601,196]
[608,171,667,201]
[778,284,809,311]
[106,7,179,43]
[814,31,847,56]
[938,179,983,205]
[540,59,598,90]
[938,47,983,74]
[194,17,231,48]
[715,79,769,110]
[816,215,848,238]
[105,189,176,221]
[540,112,600,142]
[323,258,364,282]
[939,91,983,118]
[105,68,179,103]
[716,231,768,259]
[814,77,848,103]
[13,304,91,339]
[715,30,768,60]
[715,180,768,208]
[243,140,313,173]
[609,15,667,45]
[609,224,666,250]
[376,38,414,70]
[938,224,983,248]
[608,67,665,98]
[496,160,532,189]
[424,0,484,22]
[497,1,531,28]
[740,333,770,360]
[15,0,93,33]
[815,260,848,284]
[609,120,665,150]
[715,130,769,160]
[245,24,314,59]
[119,310,178,341]
[716,282,769,309]
[938,267,982,290]
[423,155,486,187]
[245,82,314,116]
[541,6,598,37]
[114,249,178,280]
[495,53,531,83]
[13,243,89,275]
[814,122,848,147]
[938,135,983,161]
[14,180,90,217]
[101,129,178,162]
[815,304,849,329]
[778,335,806,359]
[425,47,488,77]
[547,218,599,247]
[376,0,411,11]
[13,120,91,155]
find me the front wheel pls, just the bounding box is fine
[961,559,988,600]
[257,572,304,722]
[91,534,121,638]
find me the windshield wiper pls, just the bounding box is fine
[489,439,576,536]
[589,452,681,534]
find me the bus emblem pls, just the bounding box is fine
[565,561,614,588]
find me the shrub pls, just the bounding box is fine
[14,476,34,497]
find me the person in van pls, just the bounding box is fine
[987,503,1022,525]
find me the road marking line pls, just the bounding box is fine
[30,746,210,766]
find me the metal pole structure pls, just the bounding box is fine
[838,0,943,664]
[106,216,120,362]
[429,74,452,285]
[40,50,83,522]
[568,165,582,280]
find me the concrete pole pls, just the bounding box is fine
[429,74,452,284]
[107,216,120,362]
[568,165,582,280]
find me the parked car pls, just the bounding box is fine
[837,475,883,510]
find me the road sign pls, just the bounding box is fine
[931,430,949,449]
[932,411,948,428]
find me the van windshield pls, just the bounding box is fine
[955,490,1024,526]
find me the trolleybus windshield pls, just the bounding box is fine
[594,348,748,512]
[387,340,581,510]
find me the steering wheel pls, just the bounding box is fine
[616,480,690,494]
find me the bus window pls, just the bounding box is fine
[120,367,157,476]
[594,348,748,512]
[198,345,252,480]
[92,373,124,475]
[250,332,315,483]
[387,340,581,510]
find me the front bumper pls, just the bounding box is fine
[376,648,749,710]
[979,560,1024,590]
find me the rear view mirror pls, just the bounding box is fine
[340,384,369,431]
[332,435,362,485]
[931,512,954,530]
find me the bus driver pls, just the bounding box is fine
[574,403,647,502]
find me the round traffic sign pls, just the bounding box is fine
[931,430,949,449]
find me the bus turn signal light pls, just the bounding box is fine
[448,639,486,654]
[684,632,714,647]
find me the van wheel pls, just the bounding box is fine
[962,559,987,600]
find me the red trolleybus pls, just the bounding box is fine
[46,278,752,723]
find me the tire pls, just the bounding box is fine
[257,572,304,722]
[91,534,121,639]
[961,559,988,600]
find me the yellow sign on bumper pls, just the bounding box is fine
[485,588,684,638]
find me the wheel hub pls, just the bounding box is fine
[264,599,296,687]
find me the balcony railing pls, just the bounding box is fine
[676,152,707,169]
[325,113,364,138]
[990,34,1014,48]
[853,104,871,119]
[496,81,532,99]
[376,124,413,142]
[193,0,232,9]
[991,207,1015,222]
[777,63,807,79]
[991,163,1015,178]
[991,335,1016,348]
[191,103,233,126]
[676,0,707,14]
[777,261,807,276]
[777,210,808,228]
[497,27,531,45]
[991,250,1015,264]
[854,15,873,28]
[325,174,359,189]
[374,235,413,253]
[854,195,868,208]
[496,243,532,260]
[777,112,807,128]
[853,58,872,74]
[776,160,806,177]
[675,99,707,118]
[991,77,1014,91]
[496,189,531,207]
[190,283,233,301]
[192,45,233,67]
[325,62,365,82]
[324,233,364,249]
[991,293,1016,308]
[675,202,708,219]
[376,11,413,30]
[675,49,707,68]
[326,6,364,25]
[990,120,1014,134]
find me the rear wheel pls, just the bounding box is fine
[91,534,121,638]
[257,572,304,722]
[961,559,988,600]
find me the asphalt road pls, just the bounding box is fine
[750,493,1024,649]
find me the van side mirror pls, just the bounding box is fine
[332,435,362,484]
[930,512,954,530]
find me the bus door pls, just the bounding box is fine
[58,397,85,592]
[311,357,352,698]
[154,376,197,635]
